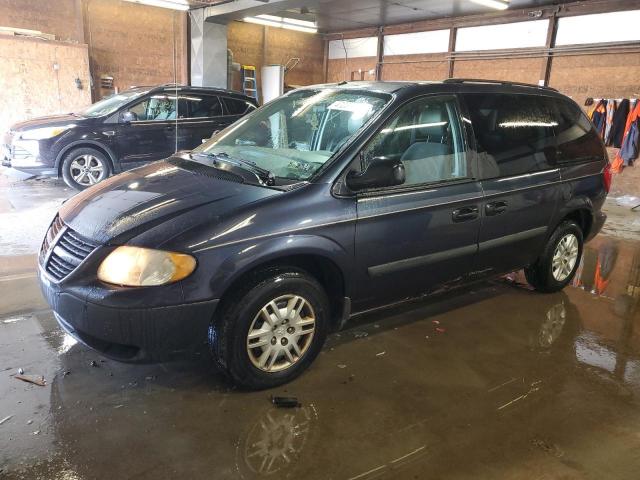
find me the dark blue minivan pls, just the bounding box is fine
[38,79,609,389]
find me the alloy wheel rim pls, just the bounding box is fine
[551,233,579,282]
[70,154,105,186]
[246,294,316,373]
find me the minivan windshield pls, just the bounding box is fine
[194,89,391,181]
[78,88,150,118]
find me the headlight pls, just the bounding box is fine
[97,246,196,287]
[21,126,72,140]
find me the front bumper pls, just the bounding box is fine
[2,139,56,175]
[39,268,219,362]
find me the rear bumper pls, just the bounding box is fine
[587,210,607,242]
[39,268,219,362]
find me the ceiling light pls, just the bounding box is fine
[469,0,509,10]
[244,14,317,33]
[258,14,316,28]
[124,0,190,11]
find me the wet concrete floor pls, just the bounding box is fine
[2,170,640,479]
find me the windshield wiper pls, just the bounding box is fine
[193,151,276,186]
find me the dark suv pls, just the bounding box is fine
[38,79,609,389]
[2,84,257,189]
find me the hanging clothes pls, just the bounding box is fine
[591,100,607,138]
[604,100,617,145]
[621,120,640,166]
[609,99,630,148]
[612,101,640,172]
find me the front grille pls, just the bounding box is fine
[12,145,30,159]
[40,215,65,263]
[40,215,98,281]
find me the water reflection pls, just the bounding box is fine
[4,235,640,479]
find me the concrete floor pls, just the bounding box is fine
[2,168,640,480]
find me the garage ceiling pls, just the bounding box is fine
[193,0,562,32]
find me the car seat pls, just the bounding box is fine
[400,107,452,184]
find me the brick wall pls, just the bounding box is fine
[83,0,187,98]
[227,21,325,96]
[0,0,84,43]
[0,0,188,101]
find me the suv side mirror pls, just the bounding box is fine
[121,111,137,123]
[346,156,405,191]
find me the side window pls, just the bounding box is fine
[128,95,177,121]
[127,98,149,120]
[187,95,223,118]
[553,99,603,162]
[361,96,467,186]
[462,93,556,178]
[223,97,255,115]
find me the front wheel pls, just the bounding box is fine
[525,220,583,293]
[61,147,111,190]
[210,269,329,390]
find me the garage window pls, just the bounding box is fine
[455,20,548,51]
[555,10,640,45]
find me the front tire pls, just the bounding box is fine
[525,220,583,293]
[61,147,111,190]
[211,268,329,390]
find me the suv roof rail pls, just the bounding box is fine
[443,78,558,92]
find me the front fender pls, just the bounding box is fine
[209,233,353,299]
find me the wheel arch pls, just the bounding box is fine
[213,238,351,331]
[55,141,118,177]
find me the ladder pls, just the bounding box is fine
[241,65,258,102]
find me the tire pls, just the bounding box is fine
[525,220,583,293]
[61,147,111,190]
[210,268,329,390]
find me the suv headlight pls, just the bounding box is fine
[97,246,196,287]
[21,126,72,140]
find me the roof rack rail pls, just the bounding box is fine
[443,78,558,92]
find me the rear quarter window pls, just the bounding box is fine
[553,99,604,163]
[462,93,557,179]
[223,97,256,115]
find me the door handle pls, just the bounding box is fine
[452,205,479,222]
[485,201,508,216]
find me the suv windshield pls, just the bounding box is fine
[194,88,391,181]
[78,88,150,118]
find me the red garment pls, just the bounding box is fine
[612,101,640,173]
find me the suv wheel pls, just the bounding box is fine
[525,220,583,293]
[210,268,329,390]
[61,147,111,190]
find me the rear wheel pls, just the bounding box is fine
[210,268,329,390]
[61,147,111,190]
[525,220,583,293]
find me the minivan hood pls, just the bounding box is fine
[59,158,281,245]
[10,113,84,132]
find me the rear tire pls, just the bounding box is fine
[61,147,111,190]
[525,220,583,293]
[210,268,329,390]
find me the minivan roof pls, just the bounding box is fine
[302,79,564,98]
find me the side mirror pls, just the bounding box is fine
[121,111,137,123]
[346,156,405,191]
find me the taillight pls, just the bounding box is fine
[603,162,612,193]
